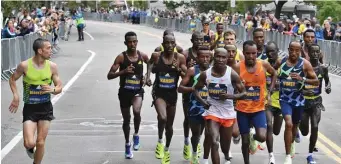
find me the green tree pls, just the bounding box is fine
[163,0,184,11]
[127,1,149,10]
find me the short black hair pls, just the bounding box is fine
[191,31,202,40]
[125,31,137,41]
[216,22,224,27]
[163,29,174,37]
[303,29,315,37]
[243,40,257,51]
[252,28,264,36]
[308,44,320,51]
[288,40,301,48]
[266,41,279,50]
[33,38,49,54]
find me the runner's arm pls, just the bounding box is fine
[50,62,62,95]
[231,69,246,100]
[322,65,331,93]
[303,59,319,86]
[272,58,282,70]
[107,54,124,80]
[176,45,184,54]
[194,72,209,107]
[9,62,26,98]
[146,52,158,81]
[141,52,150,64]
[178,54,188,78]
[154,46,161,52]
[262,60,277,94]
[178,67,195,93]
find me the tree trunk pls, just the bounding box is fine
[275,1,287,19]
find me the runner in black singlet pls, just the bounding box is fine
[107,31,149,159]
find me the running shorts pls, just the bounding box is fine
[23,101,55,123]
[118,88,144,108]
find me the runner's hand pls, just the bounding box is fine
[203,101,211,109]
[219,91,234,100]
[41,85,54,94]
[289,73,303,81]
[266,94,272,107]
[124,64,135,74]
[302,89,314,96]
[188,59,196,67]
[325,84,331,94]
[143,77,152,87]
[9,95,19,113]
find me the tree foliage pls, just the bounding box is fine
[163,0,185,11]
[127,1,149,10]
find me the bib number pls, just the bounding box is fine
[245,86,260,101]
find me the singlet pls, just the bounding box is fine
[304,65,323,100]
[202,30,214,47]
[215,32,225,48]
[235,49,242,63]
[152,52,181,91]
[202,66,236,119]
[236,60,266,113]
[186,48,198,67]
[266,69,281,109]
[257,45,268,60]
[188,65,208,116]
[23,58,52,104]
[278,56,305,107]
[119,51,144,91]
[160,44,178,53]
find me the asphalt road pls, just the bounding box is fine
[1,20,341,164]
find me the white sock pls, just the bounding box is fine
[133,133,138,136]
[269,152,274,157]
[199,135,202,142]
[165,147,169,151]
[126,143,130,146]
[286,154,291,158]
[308,153,313,156]
[158,139,163,143]
[202,159,208,163]
[184,137,190,145]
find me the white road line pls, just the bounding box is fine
[53,118,105,122]
[1,50,97,160]
[102,160,109,164]
[83,31,94,40]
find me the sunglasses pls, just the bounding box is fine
[203,23,209,26]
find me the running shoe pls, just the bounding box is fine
[258,141,266,150]
[290,142,296,158]
[155,142,164,159]
[233,135,241,144]
[197,144,201,158]
[183,144,192,160]
[133,135,140,151]
[284,155,292,164]
[307,155,317,164]
[295,131,301,143]
[26,147,36,159]
[190,154,199,164]
[224,159,231,164]
[269,154,275,164]
[162,151,170,164]
[125,144,133,159]
[249,128,258,154]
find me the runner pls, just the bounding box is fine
[107,31,149,159]
[154,29,184,54]
[9,38,62,164]
[273,41,319,164]
[145,34,187,164]
[299,44,331,164]
[264,41,283,164]
[181,31,205,160]
[235,40,277,164]
[253,28,267,60]
[301,29,324,64]
[194,48,247,164]
[211,23,225,50]
[223,29,245,62]
[178,46,211,164]
[225,44,242,146]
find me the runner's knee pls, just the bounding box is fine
[211,140,220,151]
[36,139,45,148]
[24,139,35,149]
[158,115,167,124]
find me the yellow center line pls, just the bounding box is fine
[90,20,341,162]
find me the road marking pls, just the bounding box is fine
[102,160,109,164]
[1,50,97,160]
[316,141,341,163]
[54,118,105,122]
[318,132,341,155]
[84,31,95,40]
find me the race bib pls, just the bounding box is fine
[305,84,321,95]
[280,78,299,92]
[208,83,227,100]
[245,86,261,101]
[28,85,51,104]
[199,87,209,100]
[159,73,176,89]
[217,41,225,48]
[124,75,141,90]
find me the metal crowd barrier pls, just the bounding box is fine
[1,33,54,81]
[85,13,341,75]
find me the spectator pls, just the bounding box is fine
[283,20,294,35]
[2,20,18,38]
[327,16,337,30]
[17,19,31,37]
[259,18,270,31]
[315,24,324,40]
[334,22,341,42]
[298,19,306,35]
[323,21,335,40]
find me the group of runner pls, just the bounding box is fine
[8,23,331,164]
[106,25,331,164]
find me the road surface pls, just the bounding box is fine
[1,20,341,164]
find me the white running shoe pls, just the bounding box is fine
[26,147,36,159]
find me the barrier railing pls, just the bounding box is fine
[1,33,54,81]
[87,13,341,75]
